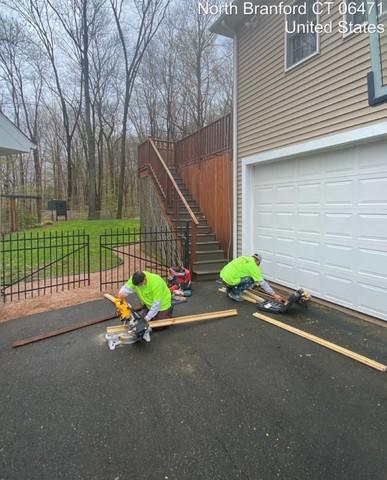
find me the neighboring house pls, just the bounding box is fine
[0,110,35,155]
[211,0,387,320]
[0,110,37,233]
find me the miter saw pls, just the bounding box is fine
[104,295,151,350]
[254,288,311,314]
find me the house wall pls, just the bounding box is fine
[236,6,387,253]
[178,151,233,257]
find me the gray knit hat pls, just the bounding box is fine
[252,253,262,264]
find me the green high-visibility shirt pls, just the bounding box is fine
[126,271,171,311]
[220,256,264,286]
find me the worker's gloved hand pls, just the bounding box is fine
[273,293,284,303]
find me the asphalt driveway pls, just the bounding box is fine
[1,281,387,480]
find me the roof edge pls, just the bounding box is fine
[0,110,37,152]
[209,0,245,37]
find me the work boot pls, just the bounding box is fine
[227,291,242,302]
[143,329,151,343]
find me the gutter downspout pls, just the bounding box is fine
[232,32,238,258]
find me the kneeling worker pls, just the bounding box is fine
[118,271,172,321]
[220,253,283,302]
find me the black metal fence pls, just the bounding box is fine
[0,230,90,302]
[100,225,189,291]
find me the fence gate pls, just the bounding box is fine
[0,230,90,302]
[99,225,189,292]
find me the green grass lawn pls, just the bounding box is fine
[1,219,140,285]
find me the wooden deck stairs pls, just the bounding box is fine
[167,166,228,280]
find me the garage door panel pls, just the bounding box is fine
[254,164,274,182]
[256,234,274,252]
[358,249,387,279]
[298,183,321,205]
[276,237,295,257]
[297,239,321,264]
[324,180,354,205]
[275,261,295,285]
[298,267,321,293]
[323,274,355,306]
[261,258,275,278]
[298,155,322,176]
[251,140,387,321]
[255,212,273,228]
[275,185,296,205]
[358,283,387,318]
[254,185,273,206]
[357,214,387,241]
[358,141,387,169]
[324,243,354,272]
[358,177,387,204]
[324,213,354,238]
[325,151,353,173]
[275,161,296,179]
[275,212,296,232]
[297,212,321,235]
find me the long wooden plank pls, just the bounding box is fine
[150,309,238,328]
[106,309,238,334]
[12,314,118,348]
[218,287,258,304]
[106,325,129,334]
[243,289,265,302]
[104,293,116,303]
[253,312,387,372]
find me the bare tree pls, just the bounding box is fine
[46,0,107,219]
[110,0,169,218]
[3,0,84,208]
[0,14,45,221]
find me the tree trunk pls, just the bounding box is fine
[82,0,97,220]
[116,78,130,219]
[33,147,42,223]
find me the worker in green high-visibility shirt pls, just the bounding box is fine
[118,271,173,321]
[220,253,283,302]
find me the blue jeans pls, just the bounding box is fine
[228,277,255,295]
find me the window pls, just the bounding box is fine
[343,0,386,37]
[285,0,319,71]
[345,0,368,25]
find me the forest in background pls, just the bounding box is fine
[0,0,232,221]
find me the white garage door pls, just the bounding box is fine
[252,139,387,321]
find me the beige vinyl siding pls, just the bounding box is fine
[236,7,387,254]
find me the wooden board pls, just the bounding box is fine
[13,314,117,348]
[106,325,129,334]
[218,287,258,304]
[150,309,238,328]
[104,293,116,303]
[107,309,238,334]
[243,289,265,302]
[253,312,387,372]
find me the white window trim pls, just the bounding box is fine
[342,0,385,38]
[342,0,367,38]
[284,10,320,72]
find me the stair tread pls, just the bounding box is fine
[196,241,219,245]
[193,259,228,265]
[194,249,225,254]
[192,267,223,274]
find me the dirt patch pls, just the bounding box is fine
[0,244,170,323]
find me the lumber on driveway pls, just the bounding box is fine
[253,311,387,372]
[12,309,238,348]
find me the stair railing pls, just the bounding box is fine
[139,137,199,268]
